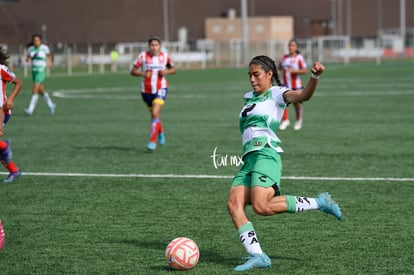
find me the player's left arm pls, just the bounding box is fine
[160,65,176,76]
[5,76,22,110]
[283,62,324,103]
[159,57,176,76]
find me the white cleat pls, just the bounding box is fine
[279,120,290,130]
[24,108,32,116]
[294,119,303,130]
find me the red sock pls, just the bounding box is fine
[159,121,163,134]
[0,141,7,150]
[150,119,161,143]
[282,108,289,121]
[4,161,18,173]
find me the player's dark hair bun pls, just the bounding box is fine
[148,35,162,44]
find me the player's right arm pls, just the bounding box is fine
[130,52,146,77]
[130,65,145,77]
[25,46,33,63]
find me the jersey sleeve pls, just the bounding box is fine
[27,46,34,58]
[298,55,307,69]
[166,55,174,68]
[133,52,144,68]
[0,66,16,83]
[43,45,51,55]
[271,86,290,105]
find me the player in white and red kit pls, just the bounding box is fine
[0,48,22,183]
[130,36,176,150]
[279,39,308,130]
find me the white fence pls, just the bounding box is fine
[3,35,414,76]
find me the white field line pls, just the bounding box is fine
[51,85,414,100]
[1,171,413,182]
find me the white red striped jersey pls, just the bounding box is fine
[132,51,174,94]
[279,53,307,90]
[0,64,16,108]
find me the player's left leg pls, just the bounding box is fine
[249,148,341,217]
[39,83,56,115]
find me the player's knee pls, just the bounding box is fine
[252,202,271,216]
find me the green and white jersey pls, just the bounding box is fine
[239,86,290,157]
[27,44,50,72]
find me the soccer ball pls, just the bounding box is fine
[165,237,200,270]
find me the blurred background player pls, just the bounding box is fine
[0,47,22,183]
[24,34,56,116]
[130,35,176,151]
[279,39,308,130]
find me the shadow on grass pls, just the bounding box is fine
[108,239,302,269]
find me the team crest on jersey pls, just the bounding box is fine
[254,141,263,146]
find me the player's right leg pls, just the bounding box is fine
[25,81,41,116]
[148,103,163,150]
[228,159,272,271]
[279,108,290,130]
[0,140,21,183]
[39,83,56,115]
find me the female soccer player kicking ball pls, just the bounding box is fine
[130,36,176,151]
[227,55,342,272]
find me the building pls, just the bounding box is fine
[0,0,413,48]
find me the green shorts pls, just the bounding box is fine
[231,147,282,194]
[32,70,46,84]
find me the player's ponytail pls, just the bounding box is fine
[249,55,282,86]
[0,47,9,66]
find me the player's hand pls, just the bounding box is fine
[311,62,325,76]
[5,99,14,110]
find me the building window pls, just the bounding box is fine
[213,25,222,34]
[227,24,235,33]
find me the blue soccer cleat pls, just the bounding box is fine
[316,192,342,220]
[147,142,156,151]
[158,132,165,145]
[3,170,21,183]
[234,253,272,272]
